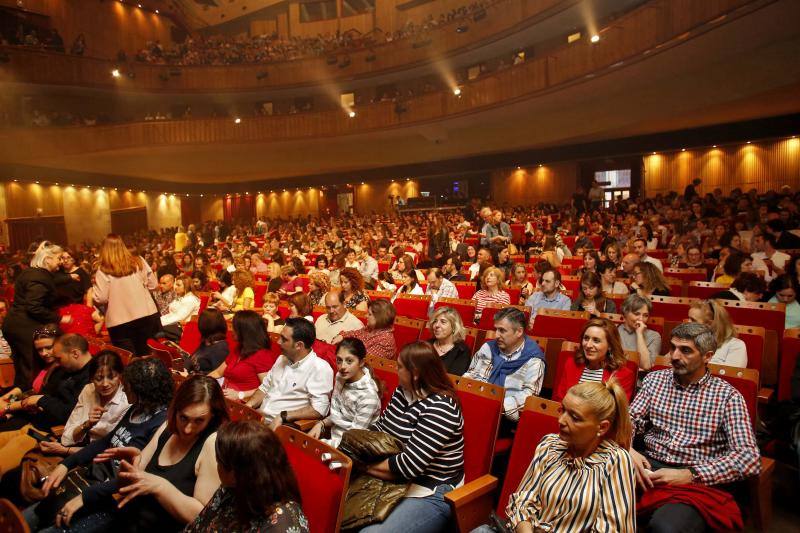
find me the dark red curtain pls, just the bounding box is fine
[110,207,148,236]
[223,195,255,223]
[6,215,68,252]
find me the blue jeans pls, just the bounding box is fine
[360,484,454,533]
[23,502,114,533]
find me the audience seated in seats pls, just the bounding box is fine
[393,269,425,301]
[339,267,370,311]
[307,270,331,307]
[247,318,334,428]
[314,289,364,344]
[209,310,276,403]
[158,274,200,340]
[23,357,174,532]
[287,292,314,322]
[617,294,661,371]
[334,299,397,360]
[599,260,629,294]
[465,307,544,423]
[309,338,381,447]
[630,322,761,532]
[442,254,467,282]
[688,299,748,367]
[0,298,12,358]
[506,264,534,305]
[427,307,472,376]
[3,242,71,389]
[714,252,751,285]
[362,342,465,533]
[478,380,635,532]
[710,272,766,302]
[468,247,493,283]
[425,267,459,304]
[183,308,229,374]
[277,265,303,299]
[751,233,789,282]
[632,238,664,272]
[570,271,617,316]
[0,351,128,505]
[152,273,176,316]
[261,292,285,333]
[554,319,636,404]
[0,334,93,478]
[630,262,671,298]
[185,420,309,532]
[471,266,510,323]
[768,274,800,329]
[228,269,255,312]
[525,267,571,326]
[93,235,160,355]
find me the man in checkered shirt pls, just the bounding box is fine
[629,322,760,531]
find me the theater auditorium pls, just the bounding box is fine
[0,0,798,531]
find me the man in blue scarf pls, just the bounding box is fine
[465,307,545,422]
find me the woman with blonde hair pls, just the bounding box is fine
[215,269,254,313]
[307,270,330,307]
[630,261,671,297]
[471,266,510,323]
[2,241,70,388]
[261,292,285,333]
[427,307,472,375]
[553,318,635,401]
[500,380,635,532]
[507,263,534,305]
[92,234,159,355]
[688,299,747,367]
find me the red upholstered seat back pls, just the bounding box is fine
[367,356,399,410]
[392,317,424,352]
[454,282,477,300]
[453,376,503,482]
[198,293,210,313]
[650,296,694,322]
[496,398,560,519]
[779,329,800,402]
[530,309,588,342]
[478,304,530,331]
[179,320,201,353]
[434,297,476,328]
[394,294,432,320]
[735,325,765,373]
[688,281,730,299]
[253,282,268,308]
[277,427,351,533]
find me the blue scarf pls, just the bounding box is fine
[487,336,545,386]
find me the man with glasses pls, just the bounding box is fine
[247,318,333,428]
[314,289,363,343]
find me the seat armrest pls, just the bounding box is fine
[292,419,318,432]
[445,475,499,532]
[757,387,774,404]
[50,425,65,438]
[747,457,775,530]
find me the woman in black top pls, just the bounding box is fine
[30,357,174,532]
[106,375,229,532]
[427,307,472,375]
[53,249,91,305]
[184,308,229,374]
[2,241,70,389]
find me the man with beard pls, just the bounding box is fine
[629,322,760,531]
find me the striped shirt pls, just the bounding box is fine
[630,369,761,485]
[471,289,510,322]
[579,366,604,384]
[506,434,635,532]
[325,368,381,448]
[372,387,464,489]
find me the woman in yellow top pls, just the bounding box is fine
[215,269,255,313]
[714,253,751,285]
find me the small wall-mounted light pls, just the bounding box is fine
[234,117,241,124]
[111,69,121,78]
[348,110,356,118]
[590,34,600,43]
[453,87,462,97]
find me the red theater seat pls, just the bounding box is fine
[477,304,531,331]
[452,375,504,482]
[366,355,399,410]
[392,316,425,352]
[277,427,352,533]
[179,319,202,354]
[393,294,432,320]
[779,329,800,402]
[688,281,730,299]
[530,309,589,342]
[454,281,477,300]
[434,297,476,327]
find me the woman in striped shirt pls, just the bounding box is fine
[505,380,636,532]
[362,342,465,533]
[553,318,636,402]
[471,267,511,324]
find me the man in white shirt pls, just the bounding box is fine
[356,246,379,287]
[751,233,790,282]
[314,289,364,343]
[247,318,333,427]
[633,238,663,272]
[425,268,459,303]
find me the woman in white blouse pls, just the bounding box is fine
[161,275,201,329]
[687,299,747,367]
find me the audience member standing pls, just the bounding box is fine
[92,234,160,355]
[2,241,69,389]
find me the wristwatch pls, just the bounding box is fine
[237,391,245,401]
[687,466,701,483]
[280,410,289,424]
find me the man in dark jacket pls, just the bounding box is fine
[0,334,92,476]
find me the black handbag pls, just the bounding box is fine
[35,462,114,525]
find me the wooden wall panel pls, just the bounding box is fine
[256,189,321,218]
[490,162,579,205]
[354,180,418,214]
[644,137,800,196]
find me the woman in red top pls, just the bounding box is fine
[334,299,397,359]
[209,310,277,402]
[553,318,636,402]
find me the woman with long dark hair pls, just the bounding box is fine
[362,342,464,533]
[209,310,276,402]
[184,308,229,374]
[186,421,308,532]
